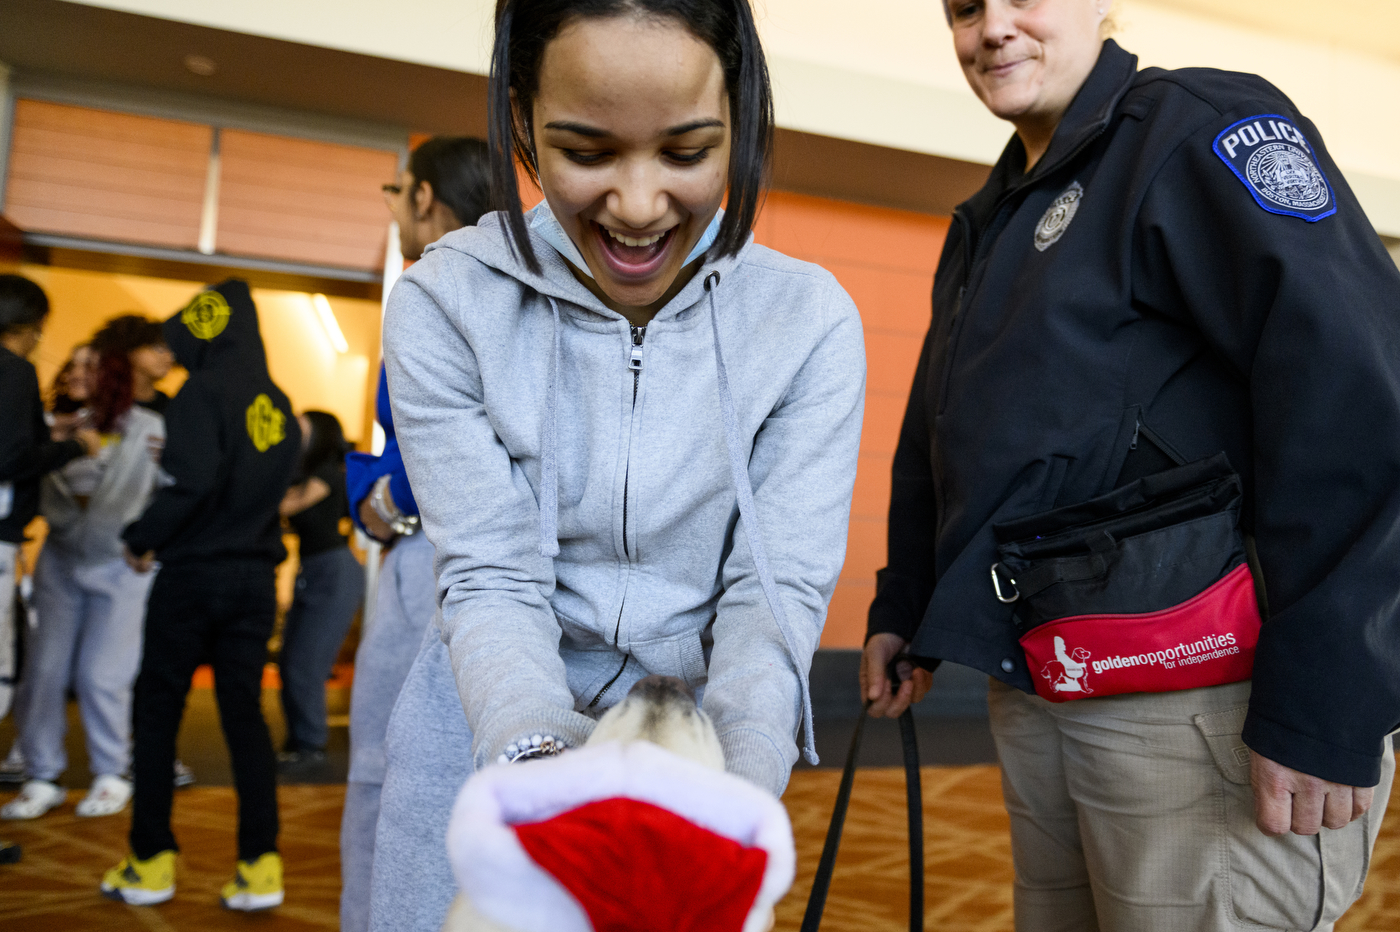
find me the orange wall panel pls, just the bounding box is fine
[216,129,398,271]
[751,191,946,648]
[851,452,893,522]
[4,99,210,249]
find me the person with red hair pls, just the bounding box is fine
[2,316,166,821]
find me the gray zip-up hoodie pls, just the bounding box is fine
[41,405,164,565]
[383,207,865,796]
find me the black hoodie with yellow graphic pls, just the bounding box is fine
[123,280,300,565]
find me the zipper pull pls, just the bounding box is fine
[1130,418,1141,450]
[628,326,645,372]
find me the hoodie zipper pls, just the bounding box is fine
[622,325,645,558]
[587,324,646,711]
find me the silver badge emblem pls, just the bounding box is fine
[1245,143,1329,212]
[1034,181,1083,252]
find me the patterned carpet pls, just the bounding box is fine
[1,765,1396,931]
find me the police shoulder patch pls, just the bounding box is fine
[1212,115,1335,222]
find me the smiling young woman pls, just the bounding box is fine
[365,2,866,930]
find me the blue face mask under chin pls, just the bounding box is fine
[528,202,724,280]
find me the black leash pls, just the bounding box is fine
[800,680,924,932]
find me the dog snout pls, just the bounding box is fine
[628,675,695,704]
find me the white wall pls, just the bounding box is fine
[72,0,1400,232]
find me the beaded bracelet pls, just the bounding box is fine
[496,734,566,765]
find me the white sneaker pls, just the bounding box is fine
[0,745,25,785]
[1,780,66,820]
[76,774,132,817]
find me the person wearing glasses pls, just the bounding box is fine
[340,135,492,932]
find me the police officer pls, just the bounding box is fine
[862,1,1400,929]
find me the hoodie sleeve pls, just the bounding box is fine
[382,263,596,772]
[1133,102,1400,788]
[0,356,84,484]
[702,278,866,796]
[123,378,224,556]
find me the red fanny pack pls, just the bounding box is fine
[992,454,1262,703]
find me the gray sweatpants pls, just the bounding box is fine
[0,541,17,720]
[341,532,438,932]
[989,678,1395,932]
[17,546,152,781]
[367,634,473,932]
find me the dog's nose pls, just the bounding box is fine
[628,675,695,704]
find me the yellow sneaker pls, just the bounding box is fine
[220,851,284,911]
[100,850,176,905]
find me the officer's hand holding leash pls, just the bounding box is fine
[861,632,933,718]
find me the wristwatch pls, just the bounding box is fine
[369,474,420,538]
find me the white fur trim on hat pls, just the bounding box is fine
[447,741,795,932]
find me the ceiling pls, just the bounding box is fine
[1142,0,1400,64]
[0,0,491,138]
[0,0,990,217]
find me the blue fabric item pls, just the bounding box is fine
[528,201,723,279]
[346,365,418,536]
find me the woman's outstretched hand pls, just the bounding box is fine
[861,632,933,718]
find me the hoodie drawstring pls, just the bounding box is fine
[705,272,819,766]
[539,296,562,558]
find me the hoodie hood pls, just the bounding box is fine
[423,204,748,325]
[164,279,269,374]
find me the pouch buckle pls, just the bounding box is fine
[990,563,1020,603]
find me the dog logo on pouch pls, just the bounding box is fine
[245,394,286,452]
[182,291,231,341]
[1034,181,1083,252]
[1041,636,1093,695]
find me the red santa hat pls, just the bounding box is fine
[447,740,795,932]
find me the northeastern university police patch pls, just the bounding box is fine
[1212,114,1335,222]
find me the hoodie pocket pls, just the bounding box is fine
[675,630,708,690]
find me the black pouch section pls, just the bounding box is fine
[992,453,1248,633]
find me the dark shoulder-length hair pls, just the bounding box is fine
[489,0,774,274]
[409,136,493,228]
[87,314,163,432]
[299,410,349,482]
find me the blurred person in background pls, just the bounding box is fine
[0,345,96,785]
[0,276,99,722]
[0,275,99,864]
[101,280,300,911]
[276,410,363,770]
[339,134,490,932]
[49,345,96,414]
[2,317,165,822]
[91,314,176,416]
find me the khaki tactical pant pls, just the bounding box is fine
[989,678,1395,932]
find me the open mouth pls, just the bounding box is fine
[592,222,676,280]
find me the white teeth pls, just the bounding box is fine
[605,228,665,248]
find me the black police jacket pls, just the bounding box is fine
[123,280,300,565]
[868,40,1400,787]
